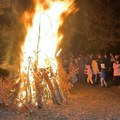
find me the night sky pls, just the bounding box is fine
[61,0,120,54]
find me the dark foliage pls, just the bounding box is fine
[61,0,120,54]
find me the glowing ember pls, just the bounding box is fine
[18,0,77,107]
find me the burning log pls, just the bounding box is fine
[39,68,63,105]
[33,62,43,109]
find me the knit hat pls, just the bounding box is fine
[101,63,106,69]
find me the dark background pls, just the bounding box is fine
[0,0,120,65]
[61,0,120,55]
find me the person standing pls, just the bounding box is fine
[78,55,85,83]
[103,54,111,81]
[113,56,120,86]
[84,64,93,84]
[99,64,108,87]
[97,54,103,72]
[91,57,99,83]
[109,53,115,81]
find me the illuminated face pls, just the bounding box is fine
[115,55,118,59]
[86,65,90,69]
[98,54,101,59]
[104,54,107,58]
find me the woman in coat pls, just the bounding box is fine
[91,57,99,83]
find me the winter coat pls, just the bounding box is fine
[113,62,120,76]
[85,65,92,78]
[91,60,99,75]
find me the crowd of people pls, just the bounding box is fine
[62,53,120,87]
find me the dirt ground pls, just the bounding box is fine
[0,82,120,120]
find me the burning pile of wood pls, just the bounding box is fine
[0,59,72,110]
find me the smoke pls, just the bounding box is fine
[13,0,34,15]
[0,0,35,75]
[0,0,78,73]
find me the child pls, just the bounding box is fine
[99,63,108,87]
[85,64,93,84]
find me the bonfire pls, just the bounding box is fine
[0,0,78,110]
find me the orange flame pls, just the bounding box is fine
[18,0,77,106]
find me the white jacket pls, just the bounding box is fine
[113,62,120,76]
